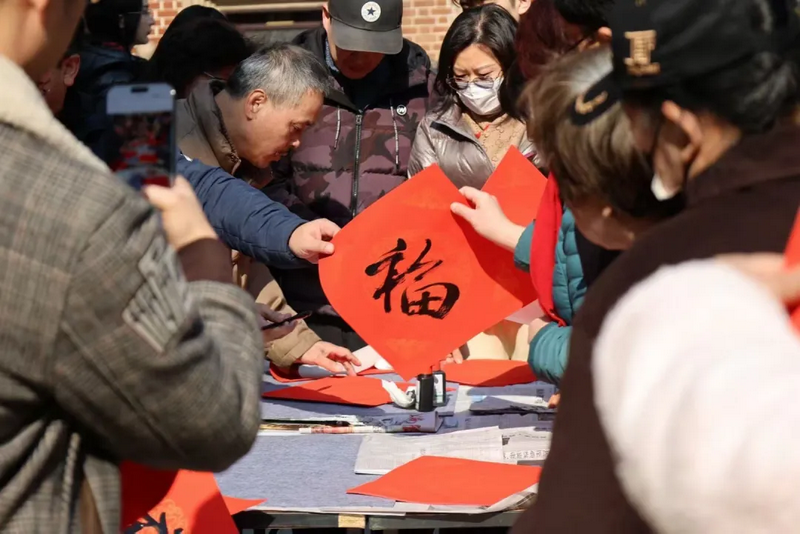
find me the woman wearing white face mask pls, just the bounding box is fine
[408,4,536,189]
[409,4,535,363]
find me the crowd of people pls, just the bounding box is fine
[2,0,800,531]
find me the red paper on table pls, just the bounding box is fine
[123,470,237,533]
[320,148,547,380]
[786,209,800,330]
[443,360,537,387]
[262,376,404,407]
[269,363,391,383]
[347,456,542,506]
[222,496,267,515]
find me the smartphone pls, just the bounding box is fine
[106,83,176,188]
[261,311,313,331]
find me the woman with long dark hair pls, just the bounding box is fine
[408,5,535,363]
[408,5,535,188]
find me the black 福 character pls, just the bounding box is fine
[365,238,460,319]
[124,513,184,534]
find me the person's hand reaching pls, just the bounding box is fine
[144,176,217,251]
[298,342,362,375]
[450,186,525,252]
[289,219,340,264]
[441,347,465,366]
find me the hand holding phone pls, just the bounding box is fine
[107,83,176,189]
[143,177,217,251]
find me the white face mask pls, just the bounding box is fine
[458,77,503,117]
[650,173,680,201]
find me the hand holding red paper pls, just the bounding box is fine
[319,148,547,379]
[451,186,526,252]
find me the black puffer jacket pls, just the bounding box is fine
[61,44,145,164]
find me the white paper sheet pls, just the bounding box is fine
[440,413,541,432]
[502,429,552,463]
[354,427,506,475]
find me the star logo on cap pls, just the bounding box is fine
[362,1,382,23]
[396,104,407,116]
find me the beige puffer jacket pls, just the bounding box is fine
[407,105,538,186]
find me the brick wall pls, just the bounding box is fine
[401,0,462,60]
[142,0,461,61]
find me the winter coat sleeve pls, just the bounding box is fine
[407,119,438,178]
[244,262,321,368]
[528,322,570,385]
[514,222,535,272]
[175,155,306,269]
[595,261,800,534]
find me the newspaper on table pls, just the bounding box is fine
[502,429,552,464]
[440,412,541,432]
[354,427,506,475]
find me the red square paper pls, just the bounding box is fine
[262,376,402,407]
[348,456,542,507]
[320,151,546,380]
[444,360,537,387]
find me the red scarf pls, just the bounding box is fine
[529,176,566,326]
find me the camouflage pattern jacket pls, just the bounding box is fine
[265,28,435,314]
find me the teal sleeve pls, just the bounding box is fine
[527,323,571,385]
[514,222,536,273]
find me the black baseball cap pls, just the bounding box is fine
[328,0,404,55]
[571,0,800,125]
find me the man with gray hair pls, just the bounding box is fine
[177,43,361,376]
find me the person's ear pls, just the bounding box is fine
[321,5,332,32]
[517,0,533,16]
[661,100,702,169]
[61,54,81,86]
[596,27,612,43]
[245,90,267,120]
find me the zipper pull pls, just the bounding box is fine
[356,114,363,125]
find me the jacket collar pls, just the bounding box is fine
[688,121,800,205]
[431,105,479,143]
[185,80,241,175]
[0,54,107,175]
